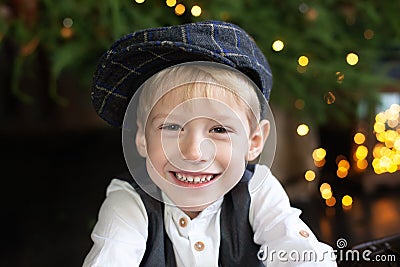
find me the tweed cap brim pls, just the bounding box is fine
[92,20,273,127]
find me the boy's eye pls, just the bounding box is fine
[210,126,228,134]
[160,124,182,131]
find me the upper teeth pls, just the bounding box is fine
[175,173,214,183]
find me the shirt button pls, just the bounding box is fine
[179,217,187,228]
[194,241,205,251]
[299,230,310,238]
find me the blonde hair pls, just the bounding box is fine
[137,63,261,130]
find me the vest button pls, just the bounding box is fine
[179,217,187,227]
[299,230,310,238]
[194,241,205,251]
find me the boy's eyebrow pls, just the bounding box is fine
[150,114,178,123]
[151,114,194,126]
[151,113,245,124]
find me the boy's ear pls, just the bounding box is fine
[135,121,147,158]
[246,120,270,161]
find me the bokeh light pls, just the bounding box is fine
[272,40,284,52]
[166,0,176,7]
[356,159,368,170]
[294,99,305,110]
[338,157,355,175]
[336,71,345,83]
[305,170,316,181]
[175,4,185,15]
[320,183,331,193]
[306,8,318,21]
[321,189,333,199]
[313,148,327,161]
[364,29,374,40]
[354,133,366,144]
[298,55,309,66]
[63,18,73,28]
[60,27,74,39]
[314,159,326,167]
[326,197,336,207]
[346,52,359,66]
[313,148,327,167]
[374,121,386,133]
[320,183,333,200]
[191,5,202,17]
[342,195,353,207]
[297,124,310,136]
[355,145,368,160]
[336,167,348,178]
[372,104,400,174]
[324,91,336,104]
[297,65,307,73]
[135,0,145,3]
[338,159,350,169]
[298,3,309,13]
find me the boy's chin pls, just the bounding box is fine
[179,203,212,213]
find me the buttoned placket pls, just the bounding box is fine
[164,196,223,267]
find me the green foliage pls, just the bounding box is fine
[203,0,399,126]
[1,0,399,127]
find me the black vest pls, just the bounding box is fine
[118,165,263,267]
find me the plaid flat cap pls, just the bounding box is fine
[92,20,273,127]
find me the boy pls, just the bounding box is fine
[84,21,336,266]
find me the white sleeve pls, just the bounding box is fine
[82,179,148,267]
[249,165,337,266]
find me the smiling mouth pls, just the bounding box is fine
[171,171,218,184]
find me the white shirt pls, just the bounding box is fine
[83,165,337,266]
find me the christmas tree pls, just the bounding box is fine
[1,0,399,126]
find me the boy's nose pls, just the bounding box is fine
[179,131,207,162]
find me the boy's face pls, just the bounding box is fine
[136,85,269,210]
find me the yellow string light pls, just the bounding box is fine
[175,4,185,15]
[338,159,350,170]
[354,133,366,145]
[372,104,400,174]
[320,183,333,200]
[326,197,336,207]
[342,195,353,207]
[375,112,387,123]
[166,0,176,7]
[298,55,309,66]
[191,5,202,17]
[320,183,331,193]
[305,170,316,181]
[313,148,326,161]
[346,52,359,66]
[314,159,326,167]
[355,145,368,160]
[272,40,284,52]
[297,124,310,136]
[336,167,348,178]
[356,159,368,170]
[321,189,333,199]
